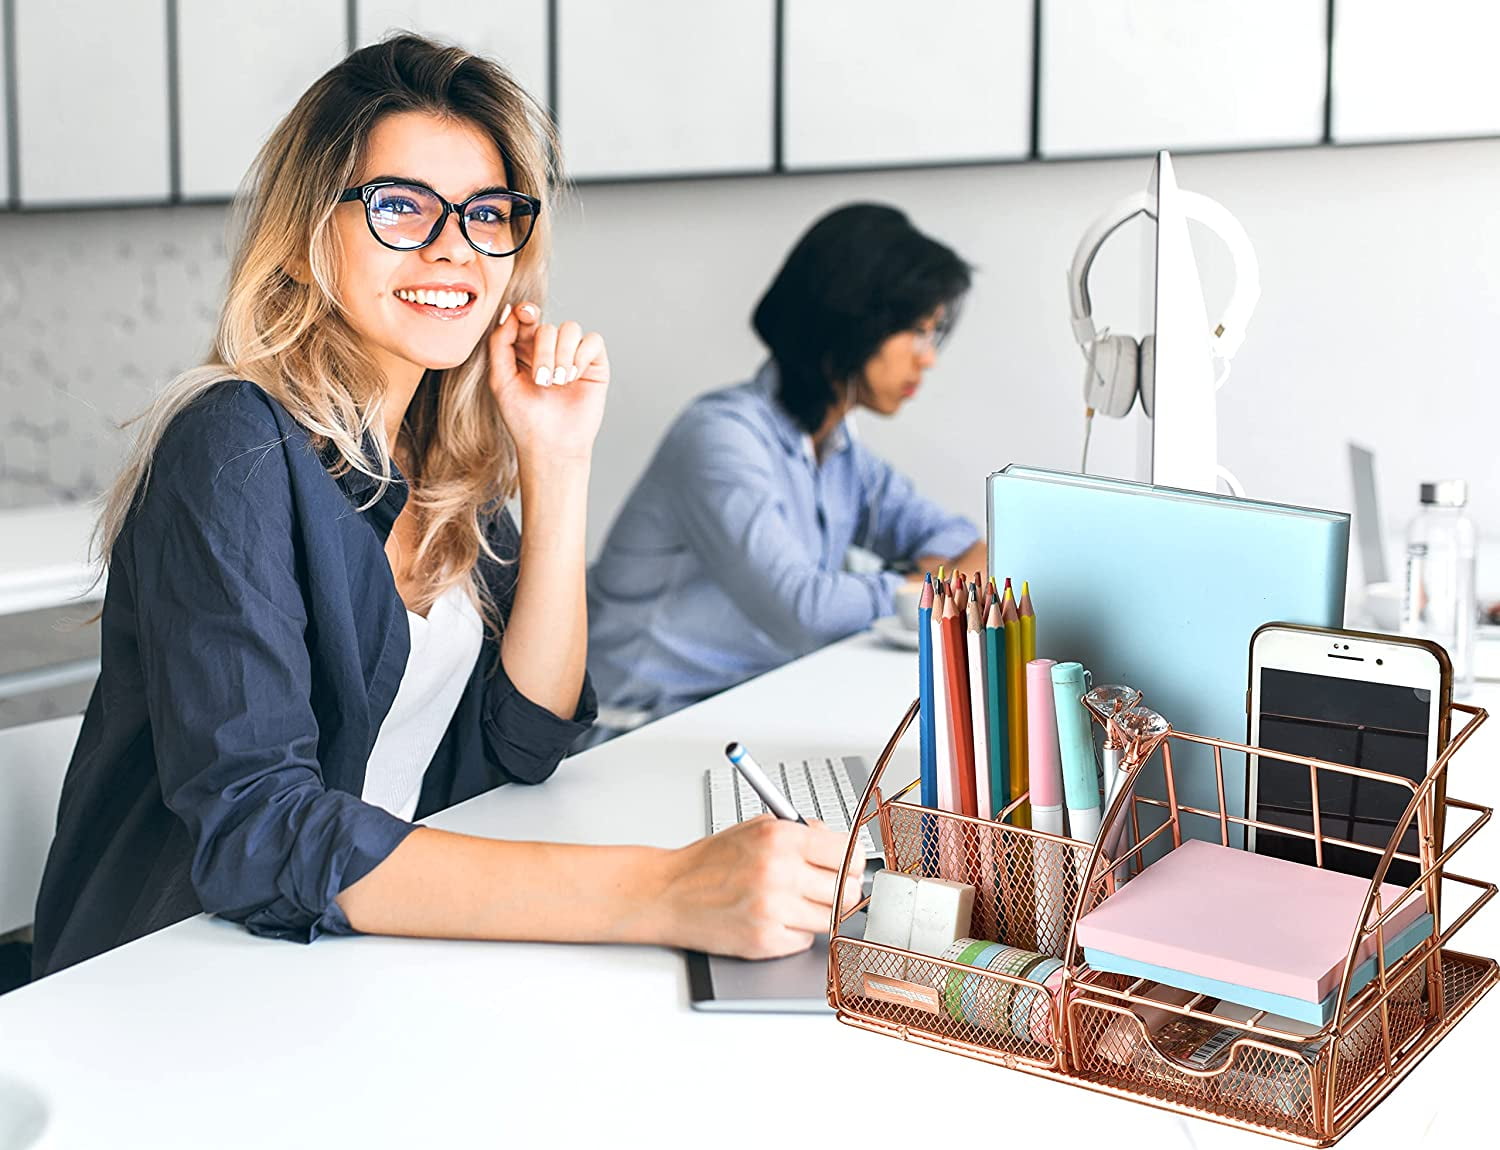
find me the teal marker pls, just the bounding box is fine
[1050,662,1102,842]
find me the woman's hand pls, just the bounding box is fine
[487,300,610,465]
[654,816,864,960]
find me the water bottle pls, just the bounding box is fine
[1402,480,1476,697]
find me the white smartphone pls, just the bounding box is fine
[1246,623,1452,886]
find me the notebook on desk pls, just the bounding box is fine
[987,466,1349,843]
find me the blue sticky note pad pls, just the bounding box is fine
[987,466,1348,846]
[1082,912,1434,1026]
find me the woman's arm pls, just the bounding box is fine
[485,302,602,718]
[666,413,902,649]
[336,816,861,959]
[499,453,589,718]
[339,306,861,958]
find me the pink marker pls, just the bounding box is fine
[1027,658,1068,954]
[1026,659,1064,835]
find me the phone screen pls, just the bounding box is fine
[1254,668,1433,886]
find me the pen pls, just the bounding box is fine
[724,742,806,824]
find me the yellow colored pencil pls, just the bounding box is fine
[1002,580,1029,829]
[1019,580,1037,665]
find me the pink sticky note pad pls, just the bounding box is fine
[1075,840,1427,1003]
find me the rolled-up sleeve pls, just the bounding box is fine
[668,415,902,649]
[130,411,415,943]
[482,669,597,783]
[857,445,981,563]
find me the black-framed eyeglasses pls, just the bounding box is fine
[337,179,541,258]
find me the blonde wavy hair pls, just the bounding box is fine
[96,33,559,625]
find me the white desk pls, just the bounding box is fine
[0,634,1494,1149]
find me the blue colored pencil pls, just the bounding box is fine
[917,574,938,871]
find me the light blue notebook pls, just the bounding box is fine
[987,466,1348,845]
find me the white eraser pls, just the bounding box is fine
[907,878,977,957]
[863,870,920,950]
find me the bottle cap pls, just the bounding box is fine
[1420,480,1468,507]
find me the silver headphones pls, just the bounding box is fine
[1067,189,1261,420]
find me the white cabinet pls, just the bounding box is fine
[355,1,550,111]
[177,0,347,199]
[0,10,10,207]
[557,0,774,180]
[1332,0,1500,143]
[783,0,1031,170]
[1039,0,1326,157]
[14,0,170,206]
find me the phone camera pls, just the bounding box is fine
[1376,658,1384,666]
[1342,644,1350,650]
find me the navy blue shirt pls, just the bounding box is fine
[33,380,595,977]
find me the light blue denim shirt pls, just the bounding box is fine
[586,363,980,728]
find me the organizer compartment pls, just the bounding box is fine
[827,699,1498,1145]
[831,802,1097,1070]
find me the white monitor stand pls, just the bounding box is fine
[1145,151,1220,495]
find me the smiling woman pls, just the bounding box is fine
[31,34,861,979]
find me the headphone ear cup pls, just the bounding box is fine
[1139,334,1155,418]
[1084,335,1140,419]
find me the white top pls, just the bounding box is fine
[0,636,1493,1149]
[361,583,483,821]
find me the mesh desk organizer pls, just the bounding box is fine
[827,692,1497,1146]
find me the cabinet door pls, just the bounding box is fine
[783,0,1031,170]
[1039,0,1326,157]
[1333,0,1500,143]
[0,9,10,207]
[355,1,550,111]
[557,0,774,180]
[178,0,347,199]
[14,0,170,206]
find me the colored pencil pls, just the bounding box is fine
[1019,580,1037,666]
[1002,580,1029,828]
[917,575,939,872]
[966,595,990,822]
[984,598,1009,816]
[941,590,978,818]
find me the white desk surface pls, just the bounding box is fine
[0,633,1494,1149]
[0,504,102,617]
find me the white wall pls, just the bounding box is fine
[549,138,1500,568]
[2,138,1498,577]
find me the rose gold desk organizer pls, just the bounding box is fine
[827,699,1497,1146]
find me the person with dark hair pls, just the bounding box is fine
[586,203,985,738]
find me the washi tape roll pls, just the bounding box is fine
[941,939,995,1020]
[959,943,1007,1026]
[1010,956,1065,1042]
[985,946,1047,1032]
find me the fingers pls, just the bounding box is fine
[486,299,539,379]
[796,859,863,914]
[797,820,856,874]
[571,331,608,384]
[491,304,601,389]
[552,321,583,384]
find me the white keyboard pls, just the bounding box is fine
[705,755,880,860]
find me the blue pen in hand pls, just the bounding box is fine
[724,742,807,824]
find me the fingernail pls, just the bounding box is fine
[569,365,581,382]
[498,303,512,325]
[552,366,567,385]
[534,366,550,387]
[521,304,539,319]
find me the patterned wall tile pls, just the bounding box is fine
[0,205,230,508]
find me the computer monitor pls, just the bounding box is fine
[1146,151,1221,494]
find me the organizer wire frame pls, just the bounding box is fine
[827,698,1498,1146]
